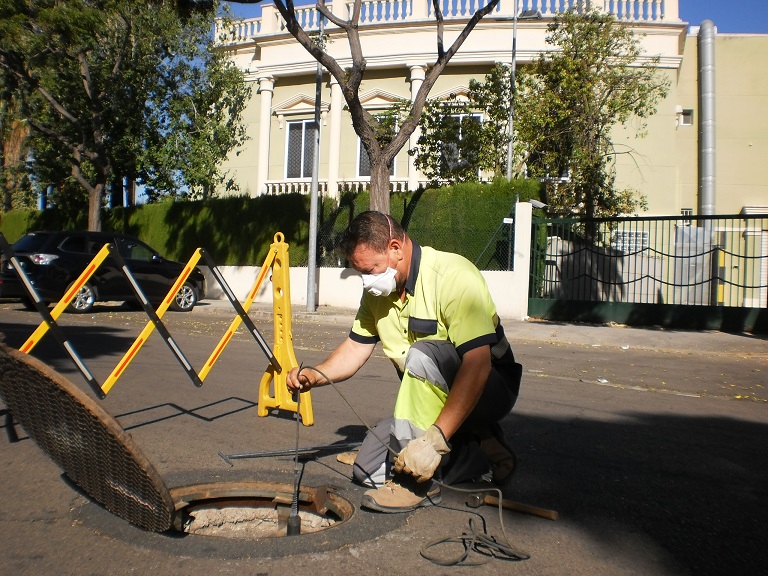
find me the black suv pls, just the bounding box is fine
[0,231,206,313]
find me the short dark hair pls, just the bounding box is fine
[338,211,404,258]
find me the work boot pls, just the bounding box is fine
[336,451,357,466]
[360,475,441,513]
[477,423,517,486]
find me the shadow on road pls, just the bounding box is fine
[502,410,767,576]
[115,398,259,430]
[0,320,137,363]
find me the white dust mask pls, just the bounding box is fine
[362,267,397,297]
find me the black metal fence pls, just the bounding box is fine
[530,214,768,309]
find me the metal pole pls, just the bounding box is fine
[505,0,519,181]
[697,20,716,217]
[307,16,324,312]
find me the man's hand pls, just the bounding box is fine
[394,425,451,483]
[286,366,316,394]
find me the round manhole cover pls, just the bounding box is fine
[0,344,174,532]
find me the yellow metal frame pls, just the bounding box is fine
[20,243,113,354]
[198,244,278,381]
[101,248,203,394]
[256,233,313,426]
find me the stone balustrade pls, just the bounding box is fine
[264,178,423,195]
[217,0,678,42]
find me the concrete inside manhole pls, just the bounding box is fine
[168,481,353,539]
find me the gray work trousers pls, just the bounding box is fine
[352,339,521,487]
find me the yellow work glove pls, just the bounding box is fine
[393,424,451,483]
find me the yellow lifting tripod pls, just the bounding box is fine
[257,233,314,426]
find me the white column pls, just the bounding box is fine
[327,77,343,200]
[260,5,279,33]
[256,76,274,196]
[511,201,533,319]
[408,64,426,191]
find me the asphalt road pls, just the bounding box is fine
[0,299,766,575]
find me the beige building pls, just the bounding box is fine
[218,0,768,217]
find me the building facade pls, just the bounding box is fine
[218,0,768,217]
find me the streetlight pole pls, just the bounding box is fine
[505,0,520,182]
[306,15,324,312]
[505,3,542,182]
[503,3,541,269]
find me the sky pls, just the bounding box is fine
[679,0,768,33]
[223,1,768,34]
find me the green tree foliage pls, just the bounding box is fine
[515,8,669,222]
[412,64,511,185]
[140,17,251,202]
[412,9,669,224]
[0,0,250,230]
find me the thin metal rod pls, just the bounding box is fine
[218,442,360,465]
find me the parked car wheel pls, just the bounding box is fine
[67,282,96,313]
[171,282,198,312]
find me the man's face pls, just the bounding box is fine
[348,243,393,276]
[349,241,404,294]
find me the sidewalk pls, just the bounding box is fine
[193,298,768,359]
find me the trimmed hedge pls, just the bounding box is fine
[0,179,542,268]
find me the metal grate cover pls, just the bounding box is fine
[0,344,173,532]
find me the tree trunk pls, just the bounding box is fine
[369,158,391,214]
[2,118,30,212]
[88,186,103,231]
[71,156,106,231]
[272,0,502,217]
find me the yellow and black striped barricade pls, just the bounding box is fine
[0,233,108,398]
[19,242,112,354]
[100,248,204,395]
[198,244,281,381]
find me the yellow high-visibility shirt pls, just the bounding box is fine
[350,243,500,374]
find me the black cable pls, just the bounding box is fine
[287,367,302,536]
[297,365,530,566]
[420,518,529,566]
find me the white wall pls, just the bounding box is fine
[202,203,533,321]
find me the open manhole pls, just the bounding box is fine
[169,481,353,538]
[0,344,353,538]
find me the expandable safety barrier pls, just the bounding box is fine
[0,231,313,425]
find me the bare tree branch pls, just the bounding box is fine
[432,0,445,58]
[35,84,80,126]
[26,119,78,155]
[316,1,349,31]
[244,0,502,212]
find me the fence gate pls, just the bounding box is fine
[528,214,768,333]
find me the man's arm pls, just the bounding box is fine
[433,344,492,439]
[393,344,492,482]
[286,337,375,393]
